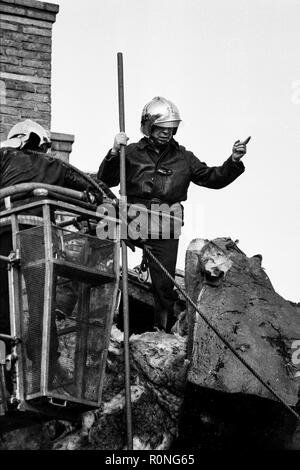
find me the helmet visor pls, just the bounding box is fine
[155,120,181,129]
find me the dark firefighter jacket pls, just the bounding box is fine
[0,147,111,220]
[0,147,100,192]
[98,137,245,205]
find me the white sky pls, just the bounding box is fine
[49,0,300,302]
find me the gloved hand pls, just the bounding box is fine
[84,189,105,206]
[83,190,96,203]
[112,132,129,155]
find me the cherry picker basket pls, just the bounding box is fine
[19,225,117,406]
[0,185,120,417]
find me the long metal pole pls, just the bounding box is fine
[117,52,133,449]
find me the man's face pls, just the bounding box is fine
[150,125,174,146]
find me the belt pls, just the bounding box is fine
[127,196,179,208]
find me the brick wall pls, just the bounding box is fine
[0,0,58,140]
[51,131,74,162]
[0,0,74,161]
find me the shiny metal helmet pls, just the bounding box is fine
[0,119,51,150]
[140,96,181,137]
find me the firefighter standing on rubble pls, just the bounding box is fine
[98,96,250,333]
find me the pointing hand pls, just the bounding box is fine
[232,136,251,162]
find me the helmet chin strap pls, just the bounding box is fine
[149,136,169,150]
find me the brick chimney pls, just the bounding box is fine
[0,0,74,161]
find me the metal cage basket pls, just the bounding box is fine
[17,224,119,408]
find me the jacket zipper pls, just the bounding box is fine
[151,146,170,198]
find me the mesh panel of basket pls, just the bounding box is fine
[18,225,116,403]
[49,277,116,403]
[54,227,115,276]
[19,226,46,396]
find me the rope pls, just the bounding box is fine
[143,245,300,422]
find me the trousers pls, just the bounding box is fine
[143,238,179,332]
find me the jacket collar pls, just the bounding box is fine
[137,137,179,151]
